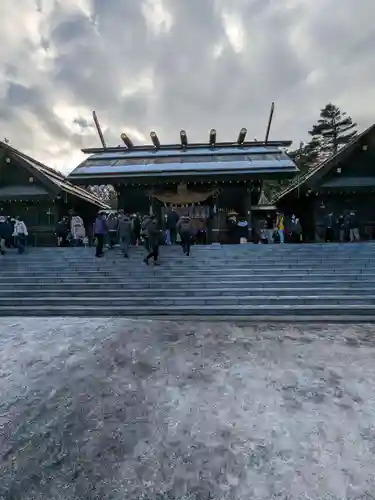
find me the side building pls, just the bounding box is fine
[67,130,299,243]
[0,141,110,245]
[273,124,375,241]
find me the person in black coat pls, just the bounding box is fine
[0,216,13,254]
[144,218,162,265]
[132,213,141,246]
[55,217,69,246]
[166,208,180,244]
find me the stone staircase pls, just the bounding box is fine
[1,243,375,320]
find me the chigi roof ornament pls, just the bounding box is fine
[86,102,290,154]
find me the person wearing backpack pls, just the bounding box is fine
[143,217,161,265]
[177,215,194,256]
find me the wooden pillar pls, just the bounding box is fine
[210,193,220,243]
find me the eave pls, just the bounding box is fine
[272,124,375,203]
[68,164,299,185]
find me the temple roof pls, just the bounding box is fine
[68,143,299,183]
[0,141,110,208]
[272,124,375,202]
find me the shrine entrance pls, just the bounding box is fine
[154,182,217,243]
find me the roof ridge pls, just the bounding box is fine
[272,123,375,203]
[0,141,65,179]
[0,140,110,209]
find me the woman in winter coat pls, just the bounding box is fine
[13,216,28,254]
[71,215,86,245]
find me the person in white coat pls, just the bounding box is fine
[13,216,28,254]
[70,215,86,246]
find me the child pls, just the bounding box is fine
[83,236,89,248]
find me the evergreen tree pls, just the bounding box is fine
[88,185,118,208]
[288,138,321,175]
[308,103,357,155]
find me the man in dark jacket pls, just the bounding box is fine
[177,216,194,256]
[107,213,119,248]
[337,214,346,242]
[324,212,335,242]
[93,213,108,257]
[265,214,274,244]
[166,208,179,244]
[55,217,69,246]
[0,216,12,255]
[141,215,153,251]
[144,218,161,265]
[288,214,302,243]
[347,211,360,242]
[118,212,133,258]
[132,213,141,246]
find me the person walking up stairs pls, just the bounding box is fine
[0,216,12,255]
[143,217,161,266]
[177,216,194,256]
[118,212,133,258]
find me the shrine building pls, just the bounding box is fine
[274,124,375,241]
[68,127,299,243]
[0,140,109,245]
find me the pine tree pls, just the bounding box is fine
[288,138,321,175]
[308,103,357,155]
[88,185,118,208]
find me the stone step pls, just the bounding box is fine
[0,269,372,278]
[0,304,373,317]
[0,266,375,283]
[1,295,375,307]
[1,261,372,270]
[0,279,369,288]
[1,252,372,260]
[2,287,375,297]
[2,243,374,319]
[2,259,374,268]
[9,242,373,250]
[3,249,374,256]
[3,247,374,256]
[0,278,373,289]
[2,252,373,260]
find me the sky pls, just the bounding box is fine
[0,0,374,174]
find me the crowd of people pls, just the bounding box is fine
[92,210,196,264]
[0,216,29,255]
[226,211,303,244]
[55,215,89,247]
[0,207,363,261]
[261,212,302,244]
[324,210,360,242]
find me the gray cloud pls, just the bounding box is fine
[0,0,374,172]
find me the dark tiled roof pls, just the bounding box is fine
[272,124,375,203]
[0,185,49,199]
[321,176,375,188]
[0,142,110,209]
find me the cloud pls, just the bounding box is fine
[0,0,374,173]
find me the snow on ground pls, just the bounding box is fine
[1,318,375,499]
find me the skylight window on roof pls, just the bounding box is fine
[248,154,279,161]
[114,158,147,165]
[84,159,118,167]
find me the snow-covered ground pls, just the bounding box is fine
[1,318,375,499]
